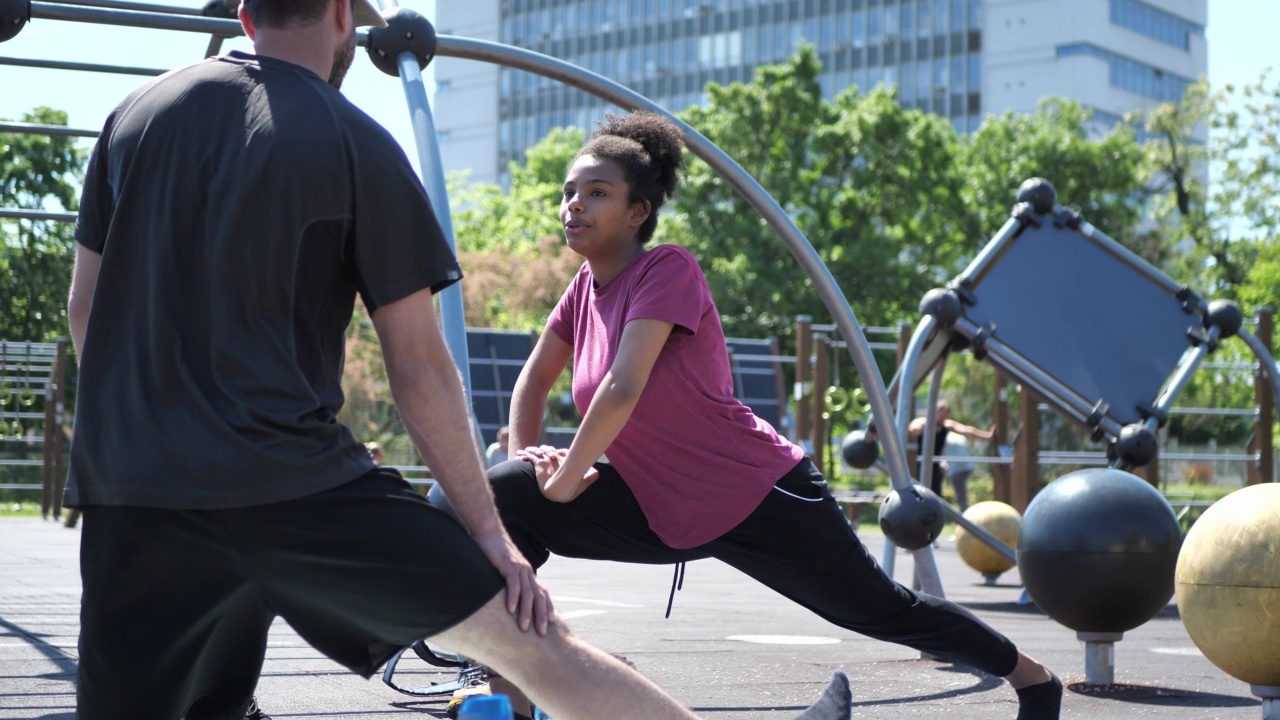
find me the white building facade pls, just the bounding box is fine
[434,0,1206,187]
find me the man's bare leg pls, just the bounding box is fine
[432,594,851,720]
[433,593,697,720]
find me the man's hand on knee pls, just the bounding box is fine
[472,530,554,635]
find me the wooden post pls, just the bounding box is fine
[991,370,1011,503]
[1011,384,1040,513]
[1248,308,1274,486]
[812,334,829,475]
[41,341,56,520]
[795,316,813,449]
[51,339,67,519]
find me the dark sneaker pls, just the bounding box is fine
[245,698,271,720]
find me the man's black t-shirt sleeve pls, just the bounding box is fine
[75,113,119,254]
[348,125,462,314]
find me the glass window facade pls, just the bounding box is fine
[1109,0,1203,51]
[1057,43,1192,102]
[495,0,984,168]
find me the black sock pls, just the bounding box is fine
[1015,672,1062,720]
[794,670,851,720]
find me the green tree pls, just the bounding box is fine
[1139,73,1280,445]
[0,107,85,344]
[448,128,585,330]
[672,46,972,352]
[961,99,1149,258]
[1142,73,1280,299]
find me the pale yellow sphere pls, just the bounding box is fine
[956,501,1022,576]
[1175,483,1280,687]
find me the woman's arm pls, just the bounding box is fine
[508,329,572,455]
[540,318,673,502]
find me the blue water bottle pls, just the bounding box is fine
[457,694,514,720]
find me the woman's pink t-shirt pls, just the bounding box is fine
[546,244,805,549]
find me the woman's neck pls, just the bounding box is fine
[587,243,647,286]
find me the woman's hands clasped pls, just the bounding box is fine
[515,445,600,502]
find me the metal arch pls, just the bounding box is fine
[431,35,917,496]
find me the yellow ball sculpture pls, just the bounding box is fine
[955,501,1022,582]
[1175,483,1280,688]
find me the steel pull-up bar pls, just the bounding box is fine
[0,54,166,76]
[0,121,99,137]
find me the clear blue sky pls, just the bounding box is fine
[0,1,1274,186]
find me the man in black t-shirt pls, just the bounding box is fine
[65,0,858,718]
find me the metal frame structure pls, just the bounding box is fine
[894,193,1280,693]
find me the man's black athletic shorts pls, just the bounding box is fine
[76,468,504,720]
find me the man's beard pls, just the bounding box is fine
[328,29,356,89]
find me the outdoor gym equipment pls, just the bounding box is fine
[1017,467,1182,684]
[1176,483,1280,720]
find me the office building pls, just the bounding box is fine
[434,0,1206,186]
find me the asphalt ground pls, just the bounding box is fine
[0,516,1263,719]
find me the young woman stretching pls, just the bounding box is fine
[485,111,1063,719]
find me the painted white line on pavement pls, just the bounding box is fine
[551,596,643,608]
[727,635,841,645]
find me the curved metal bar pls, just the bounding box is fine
[30,2,243,35]
[892,314,937,476]
[0,121,98,138]
[0,55,166,77]
[0,209,77,222]
[919,355,946,489]
[1238,328,1280,415]
[432,36,917,495]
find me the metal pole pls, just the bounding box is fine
[41,0,208,15]
[795,316,813,449]
[0,55,165,76]
[1134,327,1220,453]
[0,121,99,138]
[1238,324,1280,435]
[376,2,477,445]
[953,215,1021,286]
[1077,218,1203,310]
[812,333,828,474]
[30,2,249,36]
[1079,631,1121,685]
[0,209,78,222]
[881,315,947,595]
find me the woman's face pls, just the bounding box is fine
[560,154,647,260]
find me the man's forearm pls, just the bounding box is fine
[390,357,503,538]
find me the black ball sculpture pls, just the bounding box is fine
[879,483,946,550]
[1017,467,1182,634]
[840,429,880,470]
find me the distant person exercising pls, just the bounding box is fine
[908,401,994,500]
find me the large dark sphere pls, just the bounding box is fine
[879,484,945,550]
[840,429,880,470]
[1017,468,1182,633]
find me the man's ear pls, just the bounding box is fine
[237,1,256,40]
[334,0,354,34]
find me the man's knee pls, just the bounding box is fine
[432,593,576,667]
